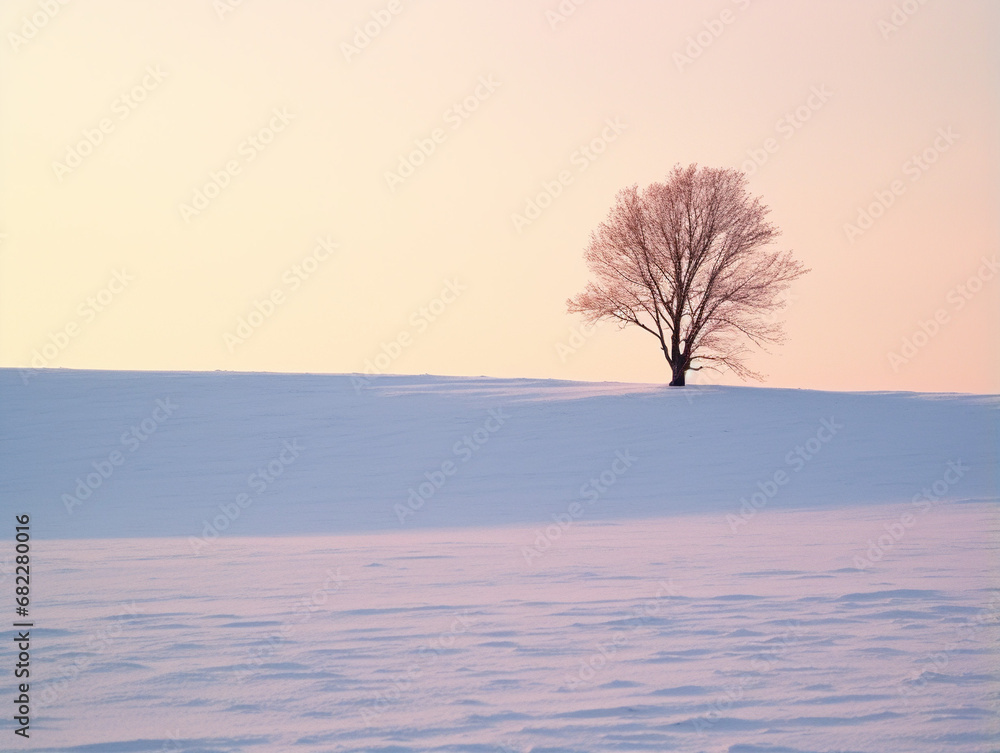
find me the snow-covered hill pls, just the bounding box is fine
[1,369,995,540]
[2,369,998,752]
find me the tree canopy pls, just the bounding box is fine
[568,164,808,385]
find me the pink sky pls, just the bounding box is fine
[2,0,997,393]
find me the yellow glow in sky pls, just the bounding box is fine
[2,0,998,393]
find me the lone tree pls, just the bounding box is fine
[568,164,808,386]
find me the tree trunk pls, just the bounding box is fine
[668,339,686,386]
[669,361,686,386]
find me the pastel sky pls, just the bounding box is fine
[2,0,998,393]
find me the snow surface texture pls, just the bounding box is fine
[1,369,998,751]
[1,369,997,539]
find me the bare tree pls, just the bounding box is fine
[568,164,808,386]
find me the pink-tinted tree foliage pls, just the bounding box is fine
[568,164,808,386]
